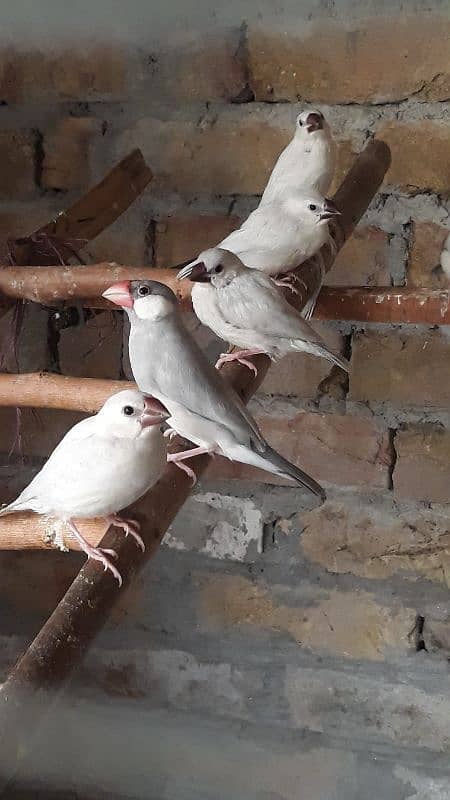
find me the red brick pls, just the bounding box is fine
[144,32,246,102]
[205,411,392,489]
[407,221,449,288]
[88,208,148,265]
[377,122,450,194]
[0,48,27,104]
[248,17,450,103]
[42,118,102,192]
[302,501,450,583]
[0,204,55,261]
[0,131,35,199]
[0,407,85,459]
[260,324,346,399]
[58,311,122,379]
[349,329,450,409]
[155,215,241,267]
[393,426,450,503]
[120,115,289,196]
[326,226,390,287]
[51,46,127,100]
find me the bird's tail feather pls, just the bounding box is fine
[315,344,350,373]
[0,498,26,516]
[263,446,326,500]
[229,443,325,501]
[293,340,350,373]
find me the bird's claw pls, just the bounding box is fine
[86,545,122,586]
[163,427,177,441]
[215,352,258,376]
[101,547,118,559]
[273,274,301,296]
[107,515,145,552]
[170,458,197,486]
[68,520,123,586]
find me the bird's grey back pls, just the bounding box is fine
[128,311,264,447]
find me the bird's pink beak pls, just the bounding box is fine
[102,281,133,308]
[141,396,170,428]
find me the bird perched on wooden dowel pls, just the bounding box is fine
[0,390,169,585]
[177,247,349,375]
[103,279,326,501]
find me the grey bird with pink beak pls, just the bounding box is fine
[103,279,326,502]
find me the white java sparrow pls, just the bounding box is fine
[102,280,326,502]
[261,109,336,204]
[177,247,349,374]
[218,191,340,280]
[0,390,169,585]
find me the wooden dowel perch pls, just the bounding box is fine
[0,373,134,413]
[0,140,391,791]
[314,286,450,325]
[2,272,450,324]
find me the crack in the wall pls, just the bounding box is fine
[31,128,44,190]
[408,614,428,653]
[145,218,157,267]
[231,20,256,105]
[387,428,398,492]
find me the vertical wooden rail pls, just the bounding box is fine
[0,140,390,793]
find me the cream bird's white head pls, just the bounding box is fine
[176,247,247,288]
[295,109,330,139]
[96,389,169,439]
[283,193,341,227]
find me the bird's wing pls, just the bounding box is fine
[220,206,303,271]
[12,420,109,510]
[217,271,329,347]
[130,318,266,451]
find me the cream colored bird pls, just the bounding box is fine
[177,247,349,375]
[261,109,336,204]
[218,192,340,280]
[0,390,169,585]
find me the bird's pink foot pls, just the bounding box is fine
[107,514,145,552]
[215,350,261,376]
[169,457,197,486]
[273,274,301,295]
[67,519,122,586]
[163,427,177,441]
[167,445,215,486]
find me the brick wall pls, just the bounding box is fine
[1,6,450,798]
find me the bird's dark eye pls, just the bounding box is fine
[298,118,304,126]
[214,265,223,274]
[309,203,317,211]
[138,285,150,297]
[123,405,134,416]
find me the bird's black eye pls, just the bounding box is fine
[309,203,317,211]
[298,118,303,126]
[214,265,223,274]
[138,285,150,297]
[123,405,134,416]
